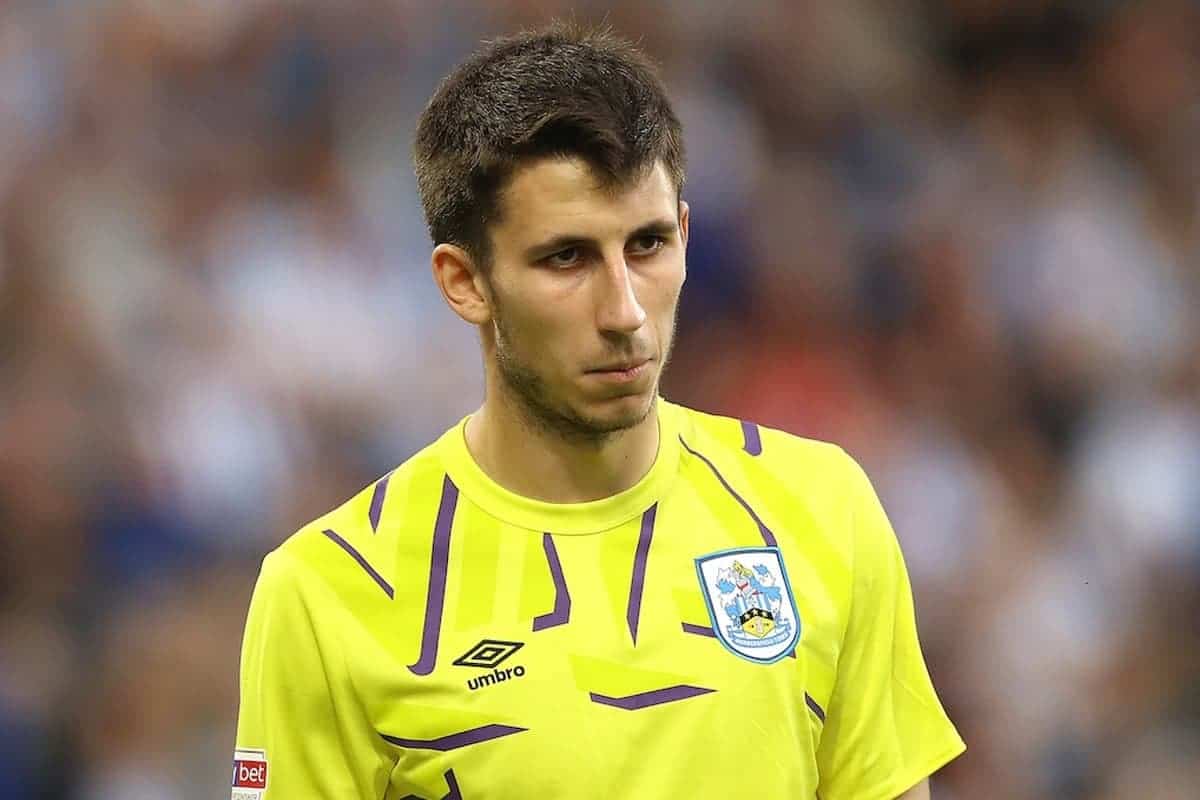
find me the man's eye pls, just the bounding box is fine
[630,235,665,255]
[546,248,580,268]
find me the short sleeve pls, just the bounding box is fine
[234,549,391,799]
[815,456,966,800]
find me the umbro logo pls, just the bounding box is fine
[454,639,527,691]
[453,639,524,669]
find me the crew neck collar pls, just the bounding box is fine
[438,397,681,535]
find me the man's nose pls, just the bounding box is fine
[595,256,647,335]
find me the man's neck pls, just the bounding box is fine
[464,395,661,504]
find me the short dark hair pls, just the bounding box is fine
[413,21,686,266]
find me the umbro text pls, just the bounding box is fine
[467,665,526,691]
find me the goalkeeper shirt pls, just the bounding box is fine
[233,398,965,799]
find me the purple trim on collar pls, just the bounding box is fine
[532,534,571,631]
[679,436,778,547]
[321,529,393,599]
[740,420,763,456]
[368,472,392,533]
[625,504,659,645]
[407,475,459,676]
[380,724,526,751]
[589,684,715,710]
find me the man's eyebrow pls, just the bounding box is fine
[630,218,680,239]
[523,218,679,261]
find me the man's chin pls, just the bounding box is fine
[578,390,657,433]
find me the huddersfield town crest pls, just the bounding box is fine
[695,547,801,664]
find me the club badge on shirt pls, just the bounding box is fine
[695,546,801,664]
[232,748,268,799]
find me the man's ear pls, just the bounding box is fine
[678,199,690,282]
[432,243,492,325]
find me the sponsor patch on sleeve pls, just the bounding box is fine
[232,748,268,799]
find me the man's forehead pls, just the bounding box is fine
[496,157,676,235]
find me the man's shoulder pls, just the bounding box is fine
[669,400,852,479]
[265,435,450,600]
[667,400,871,551]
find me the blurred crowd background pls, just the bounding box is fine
[1,0,1198,798]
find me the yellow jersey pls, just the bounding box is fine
[233,399,964,799]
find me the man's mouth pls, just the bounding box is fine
[585,358,652,382]
[588,358,651,373]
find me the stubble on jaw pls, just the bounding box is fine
[491,311,655,447]
[487,280,682,447]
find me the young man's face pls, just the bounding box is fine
[481,157,688,440]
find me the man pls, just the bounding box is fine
[232,22,964,800]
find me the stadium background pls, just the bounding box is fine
[1,0,1198,797]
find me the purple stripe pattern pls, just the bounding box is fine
[589,684,715,710]
[679,436,778,547]
[408,476,459,676]
[443,770,462,800]
[805,692,826,722]
[381,724,526,751]
[532,534,571,631]
[681,622,717,638]
[740,420,763,456]
[625,504,659,645]
[368,472,392,533]
[399,770,461,800]
[321,529,393,599]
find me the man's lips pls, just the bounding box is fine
[585,358,652,382]
[587,358,651,373]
